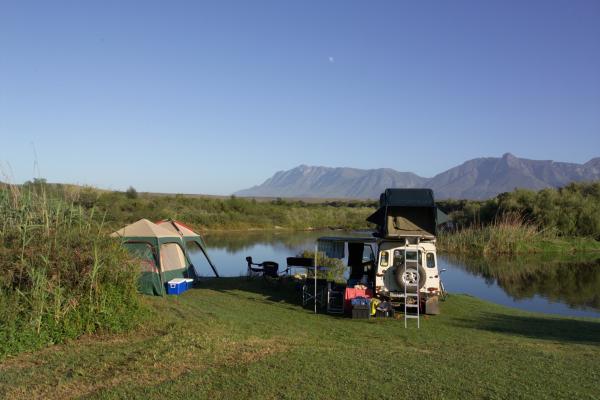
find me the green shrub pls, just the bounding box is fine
[438,182,600,240]
[296,250,346,282]
[0,185,144,358]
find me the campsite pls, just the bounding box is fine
[2,184,599,399]
[2,1,600,399]
[1,277,599,399]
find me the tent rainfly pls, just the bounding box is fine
[111,219,197,296]
[366,188,449,238]
[156,219,220,277]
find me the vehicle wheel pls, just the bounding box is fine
[394,266,426,292]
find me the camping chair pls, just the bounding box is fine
[326,281,346,314]
[245,256,281,279]
[302,278,327,308]
[285,257,329,309]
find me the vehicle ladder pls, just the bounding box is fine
[404,240,420,328]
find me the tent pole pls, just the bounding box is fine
[314,243,318,314]
[199,245,220,278]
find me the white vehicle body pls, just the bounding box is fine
[375,239,441,301]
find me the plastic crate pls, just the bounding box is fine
[352,304,370,319]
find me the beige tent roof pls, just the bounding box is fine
[110,219,180,239]
[156,220,200,238]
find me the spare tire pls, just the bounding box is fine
[394,264,427,292]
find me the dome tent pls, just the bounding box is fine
[111,219,197,296]
[155,219,219,277]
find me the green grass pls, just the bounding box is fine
[1,278,598,399]
[20,180,377,232]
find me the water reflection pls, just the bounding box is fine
[440,254,600,317]
[188,230,600,318]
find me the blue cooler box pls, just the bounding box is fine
[184,278,195,290]
[166,278,187,295]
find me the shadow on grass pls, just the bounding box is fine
[451,312,600,345]
[195,276,306,307]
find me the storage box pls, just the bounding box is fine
[166,278,187,295]
[344,287,373,312]
[184,278,195,290]
[352,304,370,319]
[375,309,395,318]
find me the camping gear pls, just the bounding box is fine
[302,278,327,308]
[166,278,187,295]
[376,301,395,318]
[351,297,371,319]
[425,296,440,315]
[111,219,196,296]
[286,256,334,313]
[245,256,281,278]
[370,298,381,316]
[286,257,314,275]
[184,278,195,290]
[326,281,345,314]
[366,188,449,239]
[156,219,219,277]
[344,287,373,312]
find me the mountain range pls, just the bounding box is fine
[235,153,600,200]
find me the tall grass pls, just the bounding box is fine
[438,213,556,255]
[0,184,143,358]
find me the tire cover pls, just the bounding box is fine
[394,264,427,291]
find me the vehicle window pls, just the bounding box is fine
[393,250,423,265]
[426,253,436,268]
[393,250,404,266]
[362,245,374,262]
[380,251,389,267]
[406,251,422,264]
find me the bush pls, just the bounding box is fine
[0,185,144,358]
[125,186,138,199]
[296,250,346,282]
[438,182,600,239]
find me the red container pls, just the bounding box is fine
[344,287,373,312]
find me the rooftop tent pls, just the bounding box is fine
[156,219,220,277]
[366,188,449,238]
[111,219,193,296]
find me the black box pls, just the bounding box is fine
[375,309,395,318]
[352,304,370,319]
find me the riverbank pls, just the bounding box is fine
[437,216,600,256]
[1,278,598,399]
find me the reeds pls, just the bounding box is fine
[0,183,142,358]
[438,213,555,255]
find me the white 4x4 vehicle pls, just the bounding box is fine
[316,189,448,314]
[376,239,443,313]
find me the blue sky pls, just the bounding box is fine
[1,0,599,194]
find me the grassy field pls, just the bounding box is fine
[1,278,598,400]
[16,180,376,232]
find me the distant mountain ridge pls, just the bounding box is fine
[235,153,600,200]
